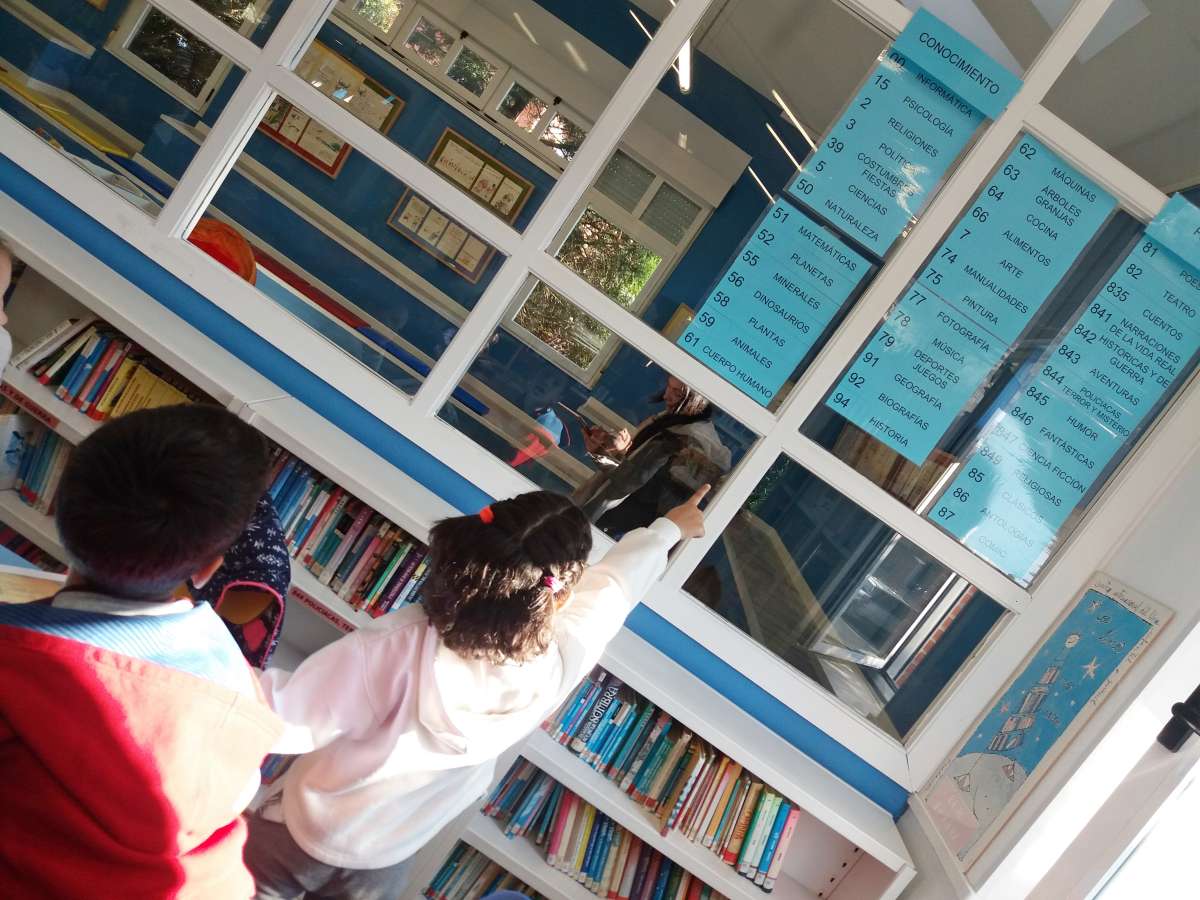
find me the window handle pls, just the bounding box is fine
[1157,685,1200,752]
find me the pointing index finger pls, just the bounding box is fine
[689,484,711,507]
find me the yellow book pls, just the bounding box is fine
[572,804,596,879]
[109,365,154,419]
[704,761,744,847]
[139,373,191,411]
[92,356,139,419]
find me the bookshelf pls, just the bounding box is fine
[0,211,915,900]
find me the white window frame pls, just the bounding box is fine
[3,0,1193,797]
[107,0,264,114]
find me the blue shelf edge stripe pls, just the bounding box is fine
[0,152,910,818]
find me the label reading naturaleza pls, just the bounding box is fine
[825,136,1117,464]
[931,225,1200,583]
[787,48,984,255]
[677,200,869,405]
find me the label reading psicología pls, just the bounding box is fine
[677,199,869,405]
[930,215,1200,584]
[825,136,1116,464]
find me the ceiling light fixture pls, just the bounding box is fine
[765,122,800,170]
[666,0,692,94]
[746,165,774,203]
[771,89,817,151]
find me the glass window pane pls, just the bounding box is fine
[0,1,240,218]
[594,151,655,212]
[446,45,498,97]
[690,454,1004,739]
[803,135,1200,585]
[642,182,702,245]
[187,93,508,404]
[405,16,454,67]
[1043,2,1200,190]
[497,81,548,132]
[441,281,757,512]
[557,208,662,310]
[539,112,587,161]
[347,0,405,35]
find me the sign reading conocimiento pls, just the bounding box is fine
[929,195,1200,583]
[826,137,1117,464]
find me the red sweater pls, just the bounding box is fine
[0,609,283,899]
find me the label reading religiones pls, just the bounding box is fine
[785,8,1020,257]
[930,197,1200,583]
[825,136,1117,464]
[677,199,869,406]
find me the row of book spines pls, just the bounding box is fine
[18,317,199,420]
[0,527,66,572]
[14,427,69,514]
[483,760,725,900]
[425,842,547,900]
[544,671,801,891]
[265,449,430,614]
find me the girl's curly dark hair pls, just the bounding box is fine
[422,491,593,664]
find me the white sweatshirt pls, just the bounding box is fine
[258,517,681,869]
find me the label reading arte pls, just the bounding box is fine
[930,226,1200,584]
[825,136,1116,465]
[678,199,869,406]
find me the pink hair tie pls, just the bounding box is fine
[543,574,564,592]
[478,506,494,524]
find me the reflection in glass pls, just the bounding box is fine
[447,46,498,97]
[127,9,225,97]
[405,16,454,67]
[349,0,405,35]
[540,113,587,161]
[557,208,661,309]
[687,455,1003,738]
[497,82,548,132]
[514,283,610,371]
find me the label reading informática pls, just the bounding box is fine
[930,199,1200,584]
[825,136,1117,464]
[785,8,1021,256]
[677,199,870,406]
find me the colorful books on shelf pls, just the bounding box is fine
[12,423,71,515]
[484,759,729,900]
[266,447,430,616]
[425,841,548,900]
[11,317,204,420]
[0,526,65,573]
[542,669,802,893]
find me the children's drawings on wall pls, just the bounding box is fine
[922,575,1168,871]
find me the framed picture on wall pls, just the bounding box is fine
[387,192,496,283]
[920,573,1170,877]
[258,41,403,177]
[427,129,534,224]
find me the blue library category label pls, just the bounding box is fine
[930,233,1200,583]
[787,49,984,255]
[892,9,1022,119]
[1145,194,1200,270]
[825,137,1116,465]
[678,200,869,406]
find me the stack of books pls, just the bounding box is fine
[267,447,431,615]
[425,842,547,900]
[10,317,201,419]
[13,426,70,515]
[543,670,802,893]
[485,759,728,900]
[0,526,65,572]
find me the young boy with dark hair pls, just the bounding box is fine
[0,404,284,899]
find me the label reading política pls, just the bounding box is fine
[678,199,870,406]
[824,136,1116,464]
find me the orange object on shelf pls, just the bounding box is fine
[187,218,257,284]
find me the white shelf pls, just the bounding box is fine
[2,203,284,409]
[461,815,598,900]
[2,366,97,445]
[243,395,459,543]
[599,630,912,879]
[0,489,65,561]
[521,729,816,900]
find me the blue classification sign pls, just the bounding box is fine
[677,199,869,406]
[825,136,1117,464]
[785,7,1021,256]
[931,199,1200,583]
